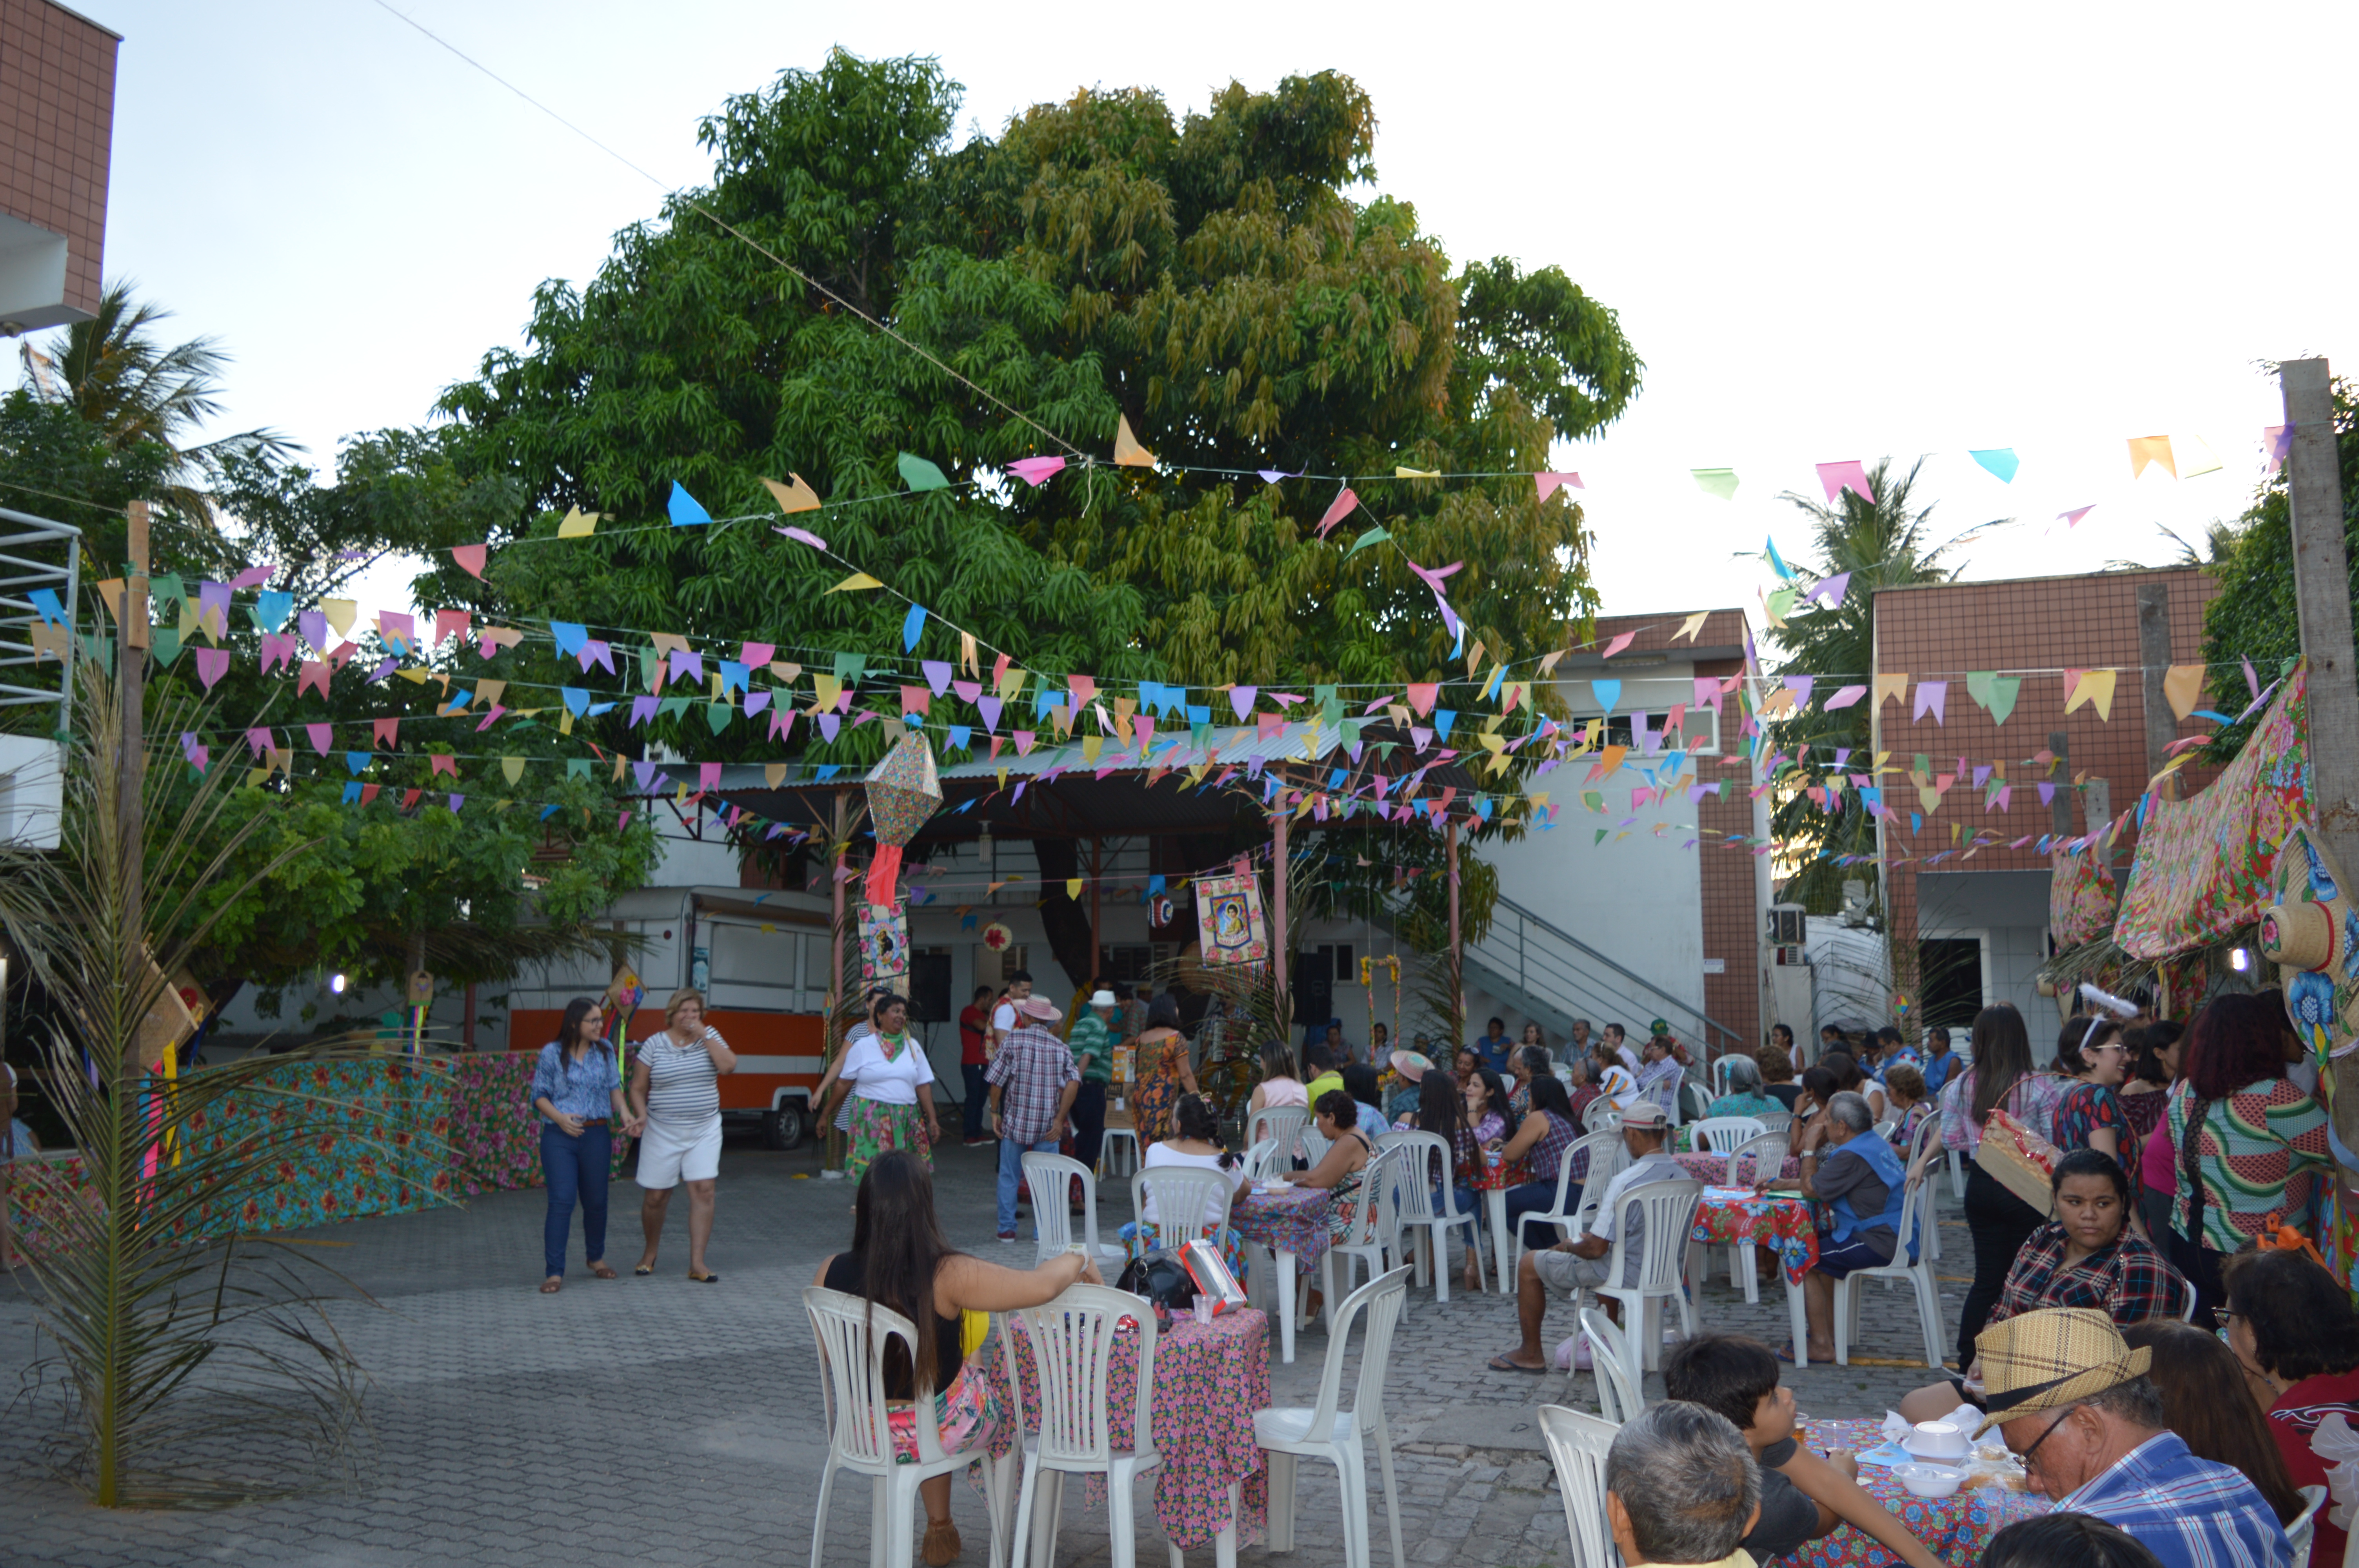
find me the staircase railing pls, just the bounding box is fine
[1462,893,1747,1055]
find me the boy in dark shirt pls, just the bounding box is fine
[1661,1333,1943,1568]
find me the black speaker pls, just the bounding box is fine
[1292,957,1333,1033]
[907,950,952,1023]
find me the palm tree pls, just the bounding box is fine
[18,280,298,526]
[1765,457,1988,915]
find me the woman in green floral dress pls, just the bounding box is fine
[828,994,941,1183]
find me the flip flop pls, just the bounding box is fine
[1778,1347,1834,1365]
[539,1278,562,1294]
[1488,1353,1547,1374]
[588,1262,619,1280]
[687,1270,720,1283]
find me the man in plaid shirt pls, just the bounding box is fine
[987,995,1080,1243]
[1985,1149,2187,1331]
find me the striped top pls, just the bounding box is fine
[642,1028,726,1126]
[2168,1075,2330,1252]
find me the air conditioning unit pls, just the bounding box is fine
[1840,880,1871,925]
[1774,946,1805,967]
[1767,906,1806,946]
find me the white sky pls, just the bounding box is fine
[76,0,2359,634]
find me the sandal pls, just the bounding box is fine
[632,1263,654,1276]
[1778,1347,1835,1365]
[539,1277,563,1294]
[1487,1352,1546,1374]
[687,1269,720,1283]
[588,1261,619,1280]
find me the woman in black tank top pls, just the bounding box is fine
[813,1152,1104,1568]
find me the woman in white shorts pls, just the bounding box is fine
[629,988,736,1282]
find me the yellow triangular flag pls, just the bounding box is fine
[1873,673,1910,709]
[395,667,430,685]
[651,632,689,656]
[1066,878,1083,901]
[1114,414,1156,468]
[559,709,574,735]
[1394,466,1440,479]
[996,667,1027,702]
[765,764,788,787]
[1672,610,1710,644]
[501,756,525,784]
[994,767,1009,791]
[2127,435,2176,479]
[814,674,843,709]
[2065,669,2118,721]
[959,631,978,677]
[557,506,601,538]
[827,572,884,593]
[761,474,822,514]
[323,598,357,639]
[1081,735,1103,764]
[2163,665,2205,720]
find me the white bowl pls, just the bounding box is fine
[1904,1421,1970,1462]
[1892,1463,1962,1499]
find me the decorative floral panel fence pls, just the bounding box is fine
[447,1049,634,1196]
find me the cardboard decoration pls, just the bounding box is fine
[858,900,910,989]
[406,970,436,1006]
[862,732,942,907]
[981,921,1015,954]
[1193,868,1269,967]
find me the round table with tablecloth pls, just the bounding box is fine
[1690,1187,1819,1361]
[1230,1185,1330,1364]
[980,1306,1271,1563]
[1674,1151,1801,1186]
[1792,1417,2047,1567]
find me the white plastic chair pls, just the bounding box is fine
[803,1286,1011,1568]
[2290,1483,2324,1568]
[1004,1283,1161,1568]
[1240,1136,1287,1181]
[2181,1275,2199,1324]
[1832,1114,1948,1369]
[1323,1144,1406,1324]
[1688,1116,1767,1155]
[1580,1307,1644,1425]
[1022,1152,1127,1271]
[1567,1136,1633,1240]
[1385,1130,1483,1301]
[1298,1125,1334,1171]
[1572,1178,1705,1397]
[1131,1165,1236,1254]
[1536,1405,1621,1568]
[1947,1146,1967,1200]
[1098,1125,1141,1178]
[1719,1133,1791,1304]
[1519,1131,1621,1258]
[1256,1264,1412,1568]
[1584,1102,1623,1136]
[1709,1055,1742,1100]
[1249,1105,1310,1161]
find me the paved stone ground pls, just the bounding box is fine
[0,1136,1974,1566]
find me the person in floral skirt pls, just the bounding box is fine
[828,992,941,1184]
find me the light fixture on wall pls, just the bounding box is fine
[328,972,349,995]
[976,829,994,864]
[2229,947,2251,973]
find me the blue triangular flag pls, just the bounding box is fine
[562,687,590,715]
[902,603,928,652]
[258,589,293,630]
[668,481,711,526]
[1434,709,1457,741]
[1968,448,2019,483]
[345,751,371,775]
[342,782,362,804]
[29,588,63,624]
[549,620,588,655]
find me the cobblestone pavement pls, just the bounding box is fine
[0,1137,1974,1566]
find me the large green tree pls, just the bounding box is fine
[431,51,1642,776]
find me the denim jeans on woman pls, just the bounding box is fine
[540,1120,612,1278]
[1503,1179,1579,1250]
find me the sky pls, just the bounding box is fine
[67,0,2359,638]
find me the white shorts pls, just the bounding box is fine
[637,1116,721,1189]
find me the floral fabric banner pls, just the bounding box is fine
[447,1050,634,1196]
[2115,668,2310,960]
[2049,848,2117,950]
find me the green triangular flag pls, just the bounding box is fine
[567,759,591,780]
[833,652,867,685]
[705,702,733,734]
[150,571,185,608]
[1594,829,1609,845]
[1986,675,2021,727]
[151,626,183,666]
[897,452,951,492]
[1965,671,1996,710]
[639,645,660,687]
[658,696,690,720]
[1344,526,1391,560]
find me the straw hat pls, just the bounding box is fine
[1972,1308,2152,1436]
[1016,995,1063,1023]
[1389,1049,1434,1082]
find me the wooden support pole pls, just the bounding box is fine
[1447,815,1463,1036]
[1088,836,1102,984]
[2136,582,2175,790]
[2286,358,2359,874]
[1271,810,1290,1026]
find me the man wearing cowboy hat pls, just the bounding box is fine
[986,995,1080,1244]
[1978,1308,2293,1568]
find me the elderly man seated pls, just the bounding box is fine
[1795,1089,1910,1365]
[1488,1100,1683,1372]
[1604,1402,1761,1568]
[1979,1307,2293,1568]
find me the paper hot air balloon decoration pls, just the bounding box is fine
[864,732,943,906]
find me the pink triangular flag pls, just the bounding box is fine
[1824,684,1867,710]
[307,722,333,754]
[1007,456,1065,487]
[1816,460,1874,503]
[1535,472,1583,503]
[1601,632,1637,659]
[2264,425,2294,477]
[1316,488,1359,538]
[775,525,828,550]
[452,543,488,579]
[2057,505,2094,527]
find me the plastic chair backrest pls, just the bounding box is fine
[1571,1138,1632,1232]
[1604,1177,1706,1295]
[804,1284,945,1469]
[1585,1103,1623,1136]
[1241,1137,1283,1180]
[1299,1264,1413,1446]
[1579,1307,1643,1424]
[1298,1125,1333,1170]
[1726,1132,1789,1187]
[1710,1055,1741,1099]
[1385,1130,1472,1222]
[1537,1404,1622,1568]
[1690,1116,1767,1155]
[1132,1165,1234,1250]
[1023,1152,1095,1259]
[1756,1109,1794,1135]
[2290,1484,2324,1568]
[1334,1143,1399,1250]
[1555,1130,1620,1212]
[1005,1283,1156,1465]
[2180,1276,2199,1323]
[1249,1105,1309,1158]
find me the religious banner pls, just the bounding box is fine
[1194,868,1269,966]
[2114,666,2309,960]
[858,900,910,989]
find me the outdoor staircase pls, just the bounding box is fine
[1387,892,1746,1055]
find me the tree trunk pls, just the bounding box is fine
[1030,837,1099,993]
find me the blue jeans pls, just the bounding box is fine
[997,1137,1059,1235]
[540,1120,611,1278]
[1503,1178,1576,1250]
[961,1064,990,1141]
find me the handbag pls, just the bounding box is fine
[1115,1249,1198,1310]
[1974,1105,2059,1216]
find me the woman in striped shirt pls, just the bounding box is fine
[628,988,736,1283]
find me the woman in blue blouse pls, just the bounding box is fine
[531,998,641,1294]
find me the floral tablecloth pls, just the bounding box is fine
[447,1050,634,1196]
[983,1307,1270,1549]
[1692,1187,1818,1287]
[1674,1152,1801,1186]
[1793,1418,2046,1568]
[1232,1185,1334,1267]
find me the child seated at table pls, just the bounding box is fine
[1661,1332,1945,1568]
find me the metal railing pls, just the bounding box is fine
[1461,893,1746,1054]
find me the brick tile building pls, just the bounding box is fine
[0,0,118,330]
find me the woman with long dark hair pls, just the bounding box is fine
[1934,1003,2064,1364]
[814,1151,1098,1568]
[2121,1320,2306,1527]
[1495,1074,1586,1249]
[1464,1066,1519,1148]
[2168,993,2330,1326]
[2223,1246,2359,1565]
[1247,1040,1307,1115]
[1507,1044,1552,1118]
[1398,1068,1485,1290]
[529,997,640,1294]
